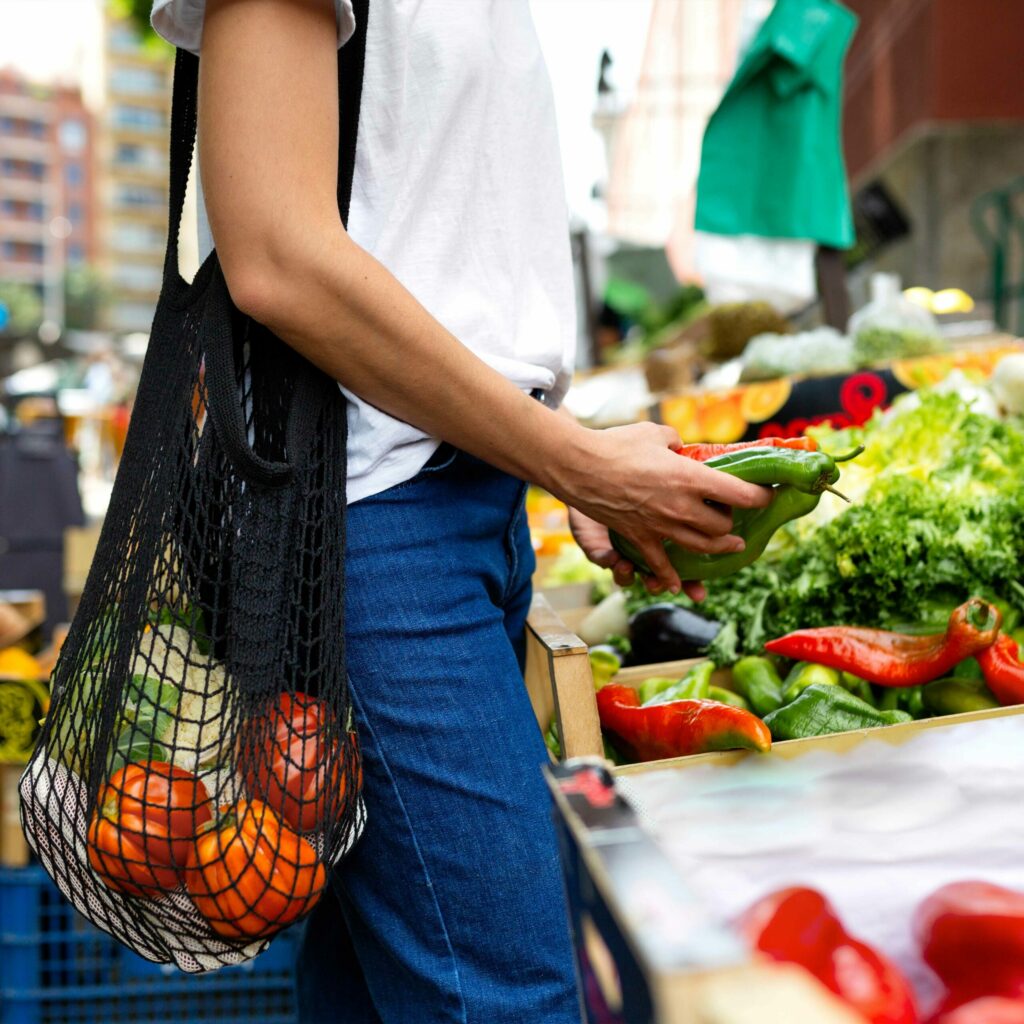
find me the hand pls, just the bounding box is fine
[548,421,773,595]
[568,506,708,602]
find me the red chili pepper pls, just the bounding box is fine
[933,998,1024,1024]
[595,684,770,762]
[674,437,817,461]
[764,599,1002,687]
[740,887,919,1024]
[977,634,1024,706]
[914,882,1024,1017]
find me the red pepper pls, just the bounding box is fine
[914,882,1024,1017]
[764,599,1002,687]
[674,437,817,461]
[933,998,1024,1024]
[595,684,770,762]
[977,634,1024,706]
[740,887,919,1024]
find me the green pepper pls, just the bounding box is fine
[610,444,860,580]
[637,676,683,705]
[642,661,714,706]
[708,685,750,711]
[544,718,562,759]
[731,656,785,716]
[697,447,845,495]
[839,671,876,706]
[952,657,985,683]
[1011,628,1024,656]
[922,678,1001,716]
[588,647,622,689]
[781,662,840,704]
[763,683,912,740]
[877,684,926,719]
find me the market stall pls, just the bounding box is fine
[529,341,1024,1021]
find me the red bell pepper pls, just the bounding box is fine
[595,684,770,762]
[933,998,1024,1024]
[764,599,1002,687]
[914,882,1024,1016]
[977,634,1024,706]
[674,437,817,461]
[740,886,919,1024]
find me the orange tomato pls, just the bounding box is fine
[87,761,212,898]
[183,799,326,940]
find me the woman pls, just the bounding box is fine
[151,1,770,1021]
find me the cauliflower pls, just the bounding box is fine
[132,624,233,773]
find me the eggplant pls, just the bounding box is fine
[627,603,721,665]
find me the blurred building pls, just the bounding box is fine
[95,15,173,334]
[0,69,96,325]
[842,0,1024,313]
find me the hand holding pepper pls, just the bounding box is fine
[560,421,773,598]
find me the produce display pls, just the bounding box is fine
[567,378,1024,763]
[587,597,1024,763]
[629,389,1024,664]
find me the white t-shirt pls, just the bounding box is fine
[151,0,576,503]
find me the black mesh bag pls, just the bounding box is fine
[19,7,369,972]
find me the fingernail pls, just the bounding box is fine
[732,537,746,551]
[669,583,681,595]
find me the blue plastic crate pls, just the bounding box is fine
[0,867,299,1024]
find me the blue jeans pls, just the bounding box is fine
[295,446,581,1024]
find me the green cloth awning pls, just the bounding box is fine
[694,0,858,248]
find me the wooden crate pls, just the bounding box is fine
[545,760,864,1024]
[524,594,601,760]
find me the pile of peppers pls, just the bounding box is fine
[739,879,1024,1023]
[756,597,1024,740]
[610,439,861,581]
[593,597,1022,761]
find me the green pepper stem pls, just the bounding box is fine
[830,445,866,463]
[824,485,851,502]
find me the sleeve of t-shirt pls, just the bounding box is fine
[150,0,356,54]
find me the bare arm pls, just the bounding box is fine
[199,0,770,593]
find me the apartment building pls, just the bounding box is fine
[0,68,96,326]
[96,15,173,334]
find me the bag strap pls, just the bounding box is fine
[163,0,370,281]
